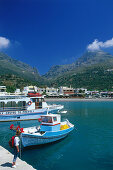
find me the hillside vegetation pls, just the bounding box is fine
[1,51,113,91]
[43,51,113,80]
[0,74,42,92]
[0,52,48,91]
[50,66,113,90]
[44,51,113,90]
[0,52,43,82]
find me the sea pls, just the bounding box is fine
[0,101,113,170]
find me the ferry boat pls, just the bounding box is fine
[0,94,63,122]
[21,114,74,147]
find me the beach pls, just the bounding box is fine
[45,98,113,102]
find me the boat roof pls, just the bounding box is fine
[0,95,45,103]
[0,97,30,103]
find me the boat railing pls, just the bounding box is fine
[0,106,27,112]
[66,119,74,128]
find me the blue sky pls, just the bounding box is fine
[0,0,113,74]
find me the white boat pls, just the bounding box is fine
[21,114,74,147]
[0,94,63,122]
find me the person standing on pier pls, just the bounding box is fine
[12,130,21,168]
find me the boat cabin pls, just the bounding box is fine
[30,97,46,109]
[0,95,48,112]
[40,114,61,132]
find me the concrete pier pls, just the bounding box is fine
[0,146,35,170]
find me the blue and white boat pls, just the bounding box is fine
[21,114,74,147]
[0,94,63,122]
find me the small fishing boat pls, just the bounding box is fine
[21,114,74,147]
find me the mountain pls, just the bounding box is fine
[44,50,113,90]
[0,52,45,83]
[75,50,113,67]
[1,50,113,91]
[43,50,113,80]
[0,52,49,91]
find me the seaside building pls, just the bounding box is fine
[0,86,6,92]
[0,86,7,95]
[75,88,87,94]
[15,89,21,94]
[22,86,59,96]
[22,86,38,95]
[100,91,112,98]
[45,87,58,96]
[37,87,46,94]
[59,86,75,96]
[85,90,100,98]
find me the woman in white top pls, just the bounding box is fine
[12,130,20,168]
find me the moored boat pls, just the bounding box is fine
[0,94,63,122]
[21,114,74,147]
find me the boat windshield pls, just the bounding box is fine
[41,116,53,123]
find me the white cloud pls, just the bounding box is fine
[0,37,10,49]
[87,38,113,51]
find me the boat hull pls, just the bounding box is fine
[0,106,63,122]
[21,126,74,147]
[0,111,46,122]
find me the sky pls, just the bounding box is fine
[0,0,113,74]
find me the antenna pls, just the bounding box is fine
[47,107,49,115]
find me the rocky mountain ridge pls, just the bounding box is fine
[43,50,113,79]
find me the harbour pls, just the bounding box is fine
[1,0,113,169]
[0,146,35,170]
[1,101,113,170]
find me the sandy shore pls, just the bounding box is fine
[0,146,35,170]
[45,98,113,102]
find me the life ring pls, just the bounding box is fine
[27,101,32,106]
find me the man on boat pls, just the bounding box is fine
[12,130,21,168]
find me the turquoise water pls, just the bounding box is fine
[1,101,113,170]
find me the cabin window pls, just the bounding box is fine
[32,98,36,102]
[17,101,26,110]
[0,102,4,107]
[0,102,5,110]
[18,101,23,108]
[11,102,17,110]
[0,101,18,111]
[41,98,45,102]
[36,98,39,102]
[39,99,41,102]
[53,117,57,122]
[42,116,53,123]
[5,101,16,111]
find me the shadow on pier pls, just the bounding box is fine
[1,162,12,167]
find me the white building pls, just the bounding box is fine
[0,86,7,95]
[22,86,38,95]
[15,89,21,94]
[0,86,6,93]
[75,88,87,94]
[37,88,46,94]
[59,86,75,96]
[45,87,58,96]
